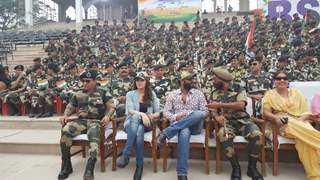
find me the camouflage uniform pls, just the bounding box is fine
[150,77,171,106]
[5,74,28,115]
[211,86,262,159]
[164,71,179,90]
[244,72,273,117]
[60,87,114,160]
[227,66,247,87]
[106,75,133,117]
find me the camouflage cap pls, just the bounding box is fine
[212,68,234,81]
[180,71,196,80]
[135,71,149,81]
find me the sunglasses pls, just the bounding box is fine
[274,76,288,81]
[81,79,92,83]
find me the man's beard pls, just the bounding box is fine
[183,83,193,91]
[213,81,224,90]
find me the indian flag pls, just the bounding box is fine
[37,79,49,90]
[56,80,68,90]
[245,19,255,50]
[301,14,307,33]
[98,80,109,90]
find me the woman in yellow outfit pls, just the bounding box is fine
[262,71,320,180]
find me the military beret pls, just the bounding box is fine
[14,65,24,71]
[88,61,98,68]
[33,64,44,71]
[118,62,128,68]
[166,59,175,66]
[278,55,289,62]
[68,63,77,70]
[153,64,165,70]
[48,63,59,73]
[180,71,196,80]
[178,63,187,71]
[80,70,98,80]
[212,68,234,81]
[33,57,41,62]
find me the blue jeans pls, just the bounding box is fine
[122,114,151,167]
[163,111,206,176]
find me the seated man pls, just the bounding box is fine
[208,68,263,180]
[157,71,208,180]
[58,70,115,180]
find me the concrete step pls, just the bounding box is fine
[0,116,61,130]
[13,51,46,56]
[0,129,61,154]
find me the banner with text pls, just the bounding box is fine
[138,0,201,23]
[258,0,320,24]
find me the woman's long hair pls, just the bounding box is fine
[133,79,153,107]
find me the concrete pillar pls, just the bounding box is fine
[75,0,83,23]
[25,0,33,27]
[58,3,67,22]
[224,0,227,12]
[213,0,217,13]
[84,9,88,20]
[239,0,250,12]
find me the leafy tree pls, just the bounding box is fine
[0,0,24,31]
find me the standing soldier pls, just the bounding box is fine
[6,65,27,115]
[106,63,133,117]
[164,59,179,90]
[292,53,309,81]
[208,68,264,180]
[58,70,115,180]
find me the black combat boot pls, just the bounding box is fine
[83,157,96,180]
[247,157,264,180]
[35,105,44,118]
[58,145,73,180]
[41,104,53,117]
[28,106,37,118]
[58,156,73,180]
[229,155,242,180]
[133,165,143,180]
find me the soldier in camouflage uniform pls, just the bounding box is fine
[58,70,115,180]
[6,65,27,115]
[26,64,48,118]
[150,64,171,106]
[60,64,83,104]
[106,63,133,117]
[292,53,309,81]
[227,54,247,87]
[164,59,179,90]
[244,58,273,117]
[269,55,293,81]
[208,68,263,180]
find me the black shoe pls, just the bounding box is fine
[247,157,264,180]
[83,157,96,180]
[58,156,73,180]
[117,154,130,168]
[156,132,167,147]
[133,166,143,180]
[229,156,242,180]
[177,176,188,180]
[41,112,53,118]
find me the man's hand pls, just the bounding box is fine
[60,116,70,126]
[118,96,126,103]
[101,115,111,127]
[207,101,222,109]
[175,112,187,121]
[214,115,226,126]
